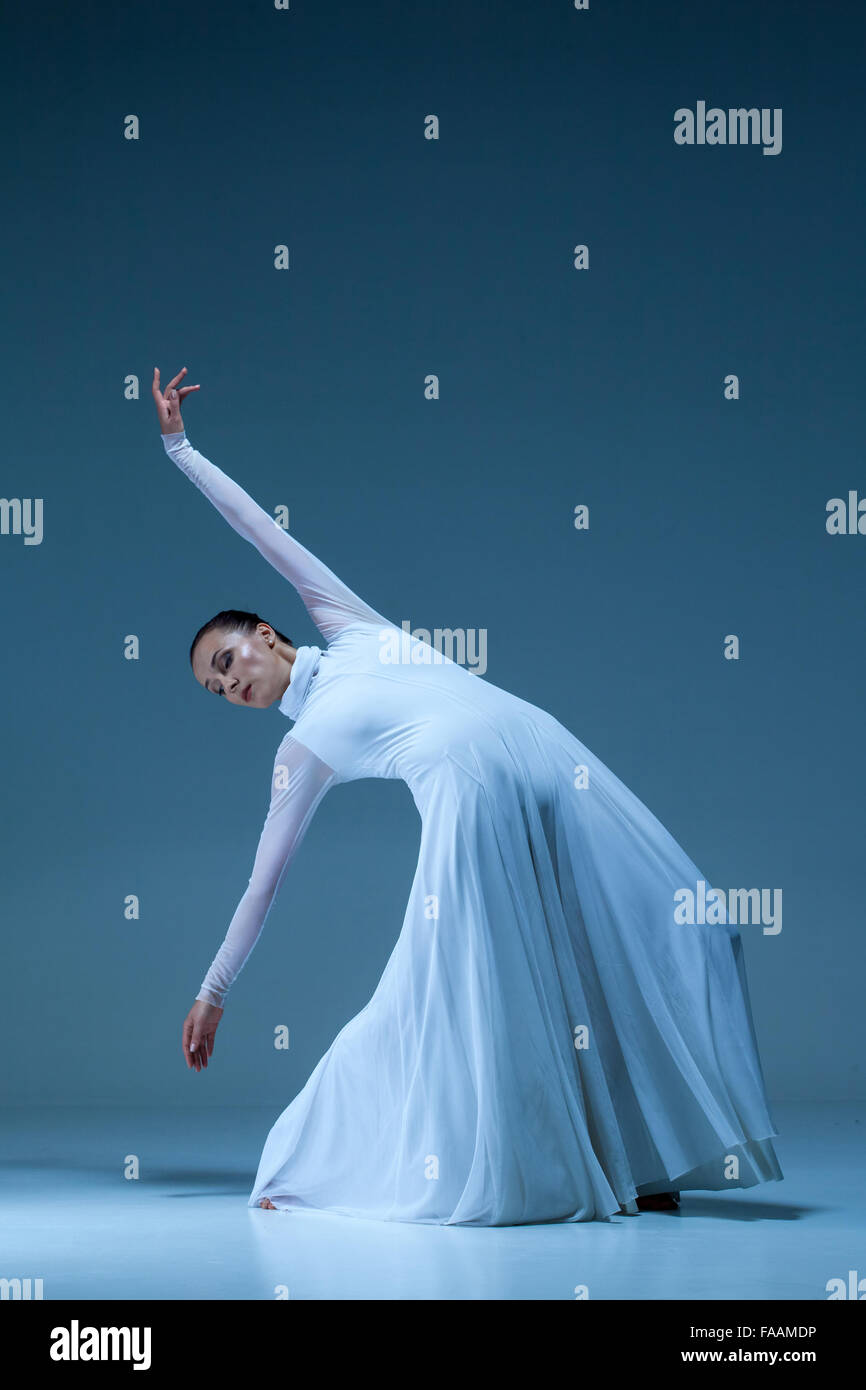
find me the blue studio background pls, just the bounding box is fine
[2,0,862,1112]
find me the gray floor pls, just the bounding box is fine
[1,1101,862,1300]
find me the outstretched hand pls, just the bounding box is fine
[152,366,200,435]
[182,999,223,1072]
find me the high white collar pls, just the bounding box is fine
[278,645,323,720]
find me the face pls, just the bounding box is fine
[192,624,292,708]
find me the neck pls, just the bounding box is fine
[276,641,299,698]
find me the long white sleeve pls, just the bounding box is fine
[196,734,337,1007]
[162,430,394,644]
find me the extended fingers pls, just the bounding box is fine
[182,1021,193,1068]
[190,1030,208,1070]
[182,1012,215,1073]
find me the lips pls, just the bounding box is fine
[242,684,252,702]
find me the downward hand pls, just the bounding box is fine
[182,999,223,1072]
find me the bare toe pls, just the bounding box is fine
[259,1198,276,1209]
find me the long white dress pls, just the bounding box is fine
[163,429,783,1225]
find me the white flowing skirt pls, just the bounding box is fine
[249,707,782,1224]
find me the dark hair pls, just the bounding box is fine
[189,609,294,667]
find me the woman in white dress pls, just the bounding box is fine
[152,367,783,1225]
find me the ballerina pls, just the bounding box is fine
[152,366,782,1225]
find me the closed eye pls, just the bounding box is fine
[214,649,233,696]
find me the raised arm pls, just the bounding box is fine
[153,367,394,644]
[195,735,337,1012]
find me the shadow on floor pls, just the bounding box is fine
[677,1196,810,1221]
